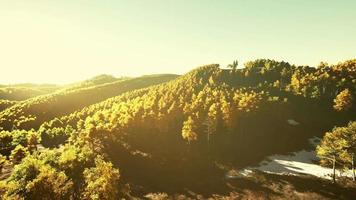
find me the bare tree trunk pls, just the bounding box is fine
[352,153,355,181]
[333,155,336,183]
[207,132,210,145]
[207,131,211,155]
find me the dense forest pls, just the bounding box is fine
[0,59,355,199]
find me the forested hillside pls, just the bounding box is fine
[0,74,178,131]
[0,74,129,102]
[0,100,16,113]
[0,59,355,199]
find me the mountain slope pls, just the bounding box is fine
[0,100,17,112]
[1,59,355,199]
[0,75,121,101]
[0,74,178,131]
[38,60,355,191]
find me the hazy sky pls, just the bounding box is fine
[0,0,355,84]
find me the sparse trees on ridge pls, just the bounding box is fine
[228,60,238,72]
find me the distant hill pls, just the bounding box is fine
[0,85,60,101]
[62,74,127,92]
[0,74,178,131]
[0,74,124,101]
[0,83,58,88]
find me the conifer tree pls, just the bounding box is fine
[181,116,198,143]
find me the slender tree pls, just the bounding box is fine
[228,60,238,72]
[317,130,344,183]
[338,121,356,181]
[317,122,356,182]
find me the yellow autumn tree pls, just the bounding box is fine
[1,156,73,200]
[9,144,29,164]
[27,130,40,152]
[0,154,8,173]
[82,156,121,200]
[316,130,344,183]
[181,116,198,143]
[333,89,353,111]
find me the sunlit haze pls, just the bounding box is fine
[1,0,355,84]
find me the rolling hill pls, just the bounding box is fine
[0,74,178,131]
[0,59,355,199]
[0,84,60,101]
[31,60,354,195]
